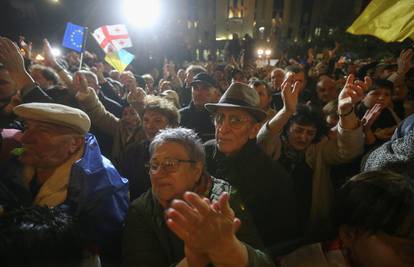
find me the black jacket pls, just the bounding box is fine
[204,139,300,255]
[179,102,215,142]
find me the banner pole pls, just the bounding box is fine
[79,27,89,70]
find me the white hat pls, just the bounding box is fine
[14,102,91,134]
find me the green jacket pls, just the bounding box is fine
[122,177,264,267]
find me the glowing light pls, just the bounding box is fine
[123,0,160,29]
[257,49,264,56]
[51,48,61,57]
[265,49,271,56]
[35,54,45,61]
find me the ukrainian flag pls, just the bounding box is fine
[104,49,135,72]
[347,0,414,42]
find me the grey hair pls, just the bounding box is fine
[149,127,206,171]
[185,65,207,75]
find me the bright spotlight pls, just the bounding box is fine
[257,49,264,56]
[123,0,160,29]
[265,49,271,56]
[51,48,61,57]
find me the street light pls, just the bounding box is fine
[122,0,160,29]
[257,49,264,58]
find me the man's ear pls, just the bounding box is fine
[69,135,84,154]
[249,122,261,139]
[339,225,358,247]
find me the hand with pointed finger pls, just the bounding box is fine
[338,74,371,115]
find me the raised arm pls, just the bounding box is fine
[73,72,119,136]
[257,73,300,159]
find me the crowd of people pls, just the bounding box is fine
[0,33,414,267]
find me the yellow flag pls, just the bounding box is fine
[347,0,414,42]
[104,49,135,72]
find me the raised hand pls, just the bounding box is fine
[397,48,413,76]
[73,72,89,93]
[19,36,32,60]
[281,73,301,113]
[0,37,34,90]
[338,74,371,114]
[43,39,59,69]
[361,103,383,131]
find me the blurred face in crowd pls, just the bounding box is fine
[30,69,53,89]
[20,120,83,169]
[177,69,186,83]
[150,141,202,208]
[363,88,392,108]
[271,69,285,91]
[0,68,16,101]
[109,70,120,81]
[232,73,246,84]
[316,78,338,103]
[120,71,137,90]
[214,107,260,156]
[143,110,169,140]
[192,82,219,108]
[287,123,317,151]
[340,228,414,267]
[159,81,173,93]
[184,70,195,86]
[121,106,140,130]
[254,84,271,110]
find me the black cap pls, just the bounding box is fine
[190,72,219,89]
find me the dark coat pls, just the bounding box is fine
[122,177,263,267]
[204,139,300,255]
[179,102,215,142]
[120,140,151,201]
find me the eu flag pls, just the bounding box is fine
[62,22,85,52]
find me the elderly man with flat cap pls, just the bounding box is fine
[203,82,299,257]
[0,102,129,264]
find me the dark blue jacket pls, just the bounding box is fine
[65,133,129,253]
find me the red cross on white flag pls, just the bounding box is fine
[92,24,132,53]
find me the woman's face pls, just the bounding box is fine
[287,123,317,151]
[150,142,202,208]
[121,106,140,130]
[143,110,169,140]
[342,229,414,267]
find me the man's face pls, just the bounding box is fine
[341,230,414,267]
[316,78,338,103]
[255,84,271,110]
[192,82,216,107]
[30,69,52,89]
[287,123,317,151]
[0,68,16,101]
[121,106,140,130]
[120,72,137,90]
[271,69,285,91]
[214,107,260,156]
[143,110,170,140]
[363,88,392,108]
[20,120,83,168]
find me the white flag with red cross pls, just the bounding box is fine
[92,24,132,53]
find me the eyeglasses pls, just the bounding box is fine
[147,158,196,174]
[213,113,252,129]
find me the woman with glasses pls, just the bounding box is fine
[122,127,263,267]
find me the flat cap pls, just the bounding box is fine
[14,102,91,134]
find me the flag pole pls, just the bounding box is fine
[79,27,89,70]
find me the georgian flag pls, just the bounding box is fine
[92,24,132,53]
